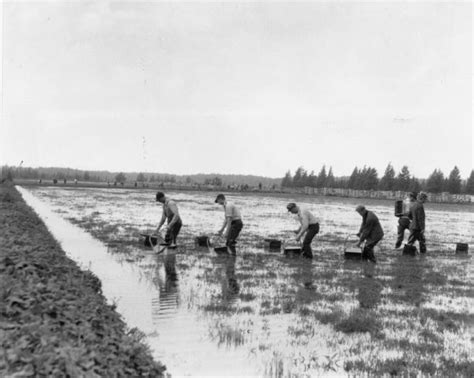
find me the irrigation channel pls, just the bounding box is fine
[17,186,267,376]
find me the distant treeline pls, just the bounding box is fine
[282,164,474,195]
[0,166,281,188]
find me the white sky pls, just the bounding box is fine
[0,1,472,178]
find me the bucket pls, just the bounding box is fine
[195,236,212,247]
[343,235,362,260]
[264,239,282,251]
[403,244,417,256]
[455,243,469,254]
[140,233,158,247]
[344,247,362,260]
[214,246,229,254]
[283,246,302,256]
[394,200,404,217]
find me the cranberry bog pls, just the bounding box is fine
[19,186,474,376]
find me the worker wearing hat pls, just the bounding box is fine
[287,203,320,259]
[155,191,182,247]
[395,192,417,249]
[215,194,243,255]
[407,192,427,253]
[355,205,384,263]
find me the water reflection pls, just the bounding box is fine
[152,249,179,324]
[223,255,240,300]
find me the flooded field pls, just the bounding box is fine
[20,186,474,376]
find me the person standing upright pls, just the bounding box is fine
[395,192,417,248]
[287,203,320,259]
[155,192,182,248]
[215,194,243,255]
[355,205,384,263]
[407,192,427,253]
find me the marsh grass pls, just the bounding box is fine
[30,186,474,377]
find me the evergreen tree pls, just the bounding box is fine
[426,169,445,193]
[395,166,411,191]
[465,170,474,194]
[408,177,421,193]
[308,170,317,187]
[83,171,90,181]
[281,170,293,187]
[293,167,306,187]
[365,167,379,190]
[447,166,462,194]
[379,163,396,191]
[301,170,309,187]
[348,167,359,189]
[326,167,335,188]
[136,172,146,182]
[316,165,327,188]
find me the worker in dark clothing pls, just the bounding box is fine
[395,192,417,248]
[407,192,427,253]
[356,205,384,263]
[155,192,182,247]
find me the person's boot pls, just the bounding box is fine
[369,250,377,264]
[395,241,402,249]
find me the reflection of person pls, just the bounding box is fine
[355,205,384,263]
[407,192,427,254]
[215,194,243,255]
[395,192,417,249]
[287,203,320,259]
[155,192,182,247]
[224,255,239,297]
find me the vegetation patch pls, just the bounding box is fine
[0,183,165,376]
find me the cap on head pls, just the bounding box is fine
[355,205,366,213]
[287,203,297,212]
[418,192,427,201]
[156,191,165,201]
[215,193,226,203]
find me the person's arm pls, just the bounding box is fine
[296,211,309,240]
[156,210,166,233]
[357,215,373,245]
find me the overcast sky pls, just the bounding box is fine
[0,1,472,178]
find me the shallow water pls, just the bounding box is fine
[18,186,474,376]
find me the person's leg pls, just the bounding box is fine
[363,240,378,263]
[226,221,243,248]
[407,230,417,246]
[168,221,182,245]
[418,231,426,254]
[396,218,409,248]
[302,223,319,259]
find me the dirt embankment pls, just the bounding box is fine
[0,183,166,377]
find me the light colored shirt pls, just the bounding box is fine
[164,199,180,220]
[297,207,318,230]
[224,202,241,221]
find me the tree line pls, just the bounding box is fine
[0,166,280,188]
[282,164,474,195]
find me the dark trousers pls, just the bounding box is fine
[408,229,426,253]
[302,223,319,258]
[226,219,243,253]
[396,217,410,247]
[165,220,182,244]
[362,238,381,263]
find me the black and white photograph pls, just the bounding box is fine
[1,0,472,376]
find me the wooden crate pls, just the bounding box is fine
[455,243,469,254]
[403,244,417,256]
[344,247,362,260]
